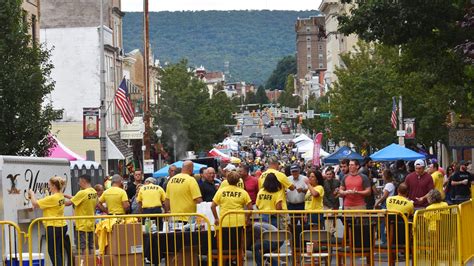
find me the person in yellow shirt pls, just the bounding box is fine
[137,177,167,230]
[65,174,97,255]
[429,162,445,200]
[212,171,252,227]
[256,173,284,227]
[258,156,295,210]
[304,170,325,226]
[386,183,415,217]
[29,176,71,266]
[98,175,129,215]
[424,189,449,231]
[220,177,244,189]
[164,161,203,222]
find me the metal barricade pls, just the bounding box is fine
[0,221,25,265]
[459,200,474,264]
[27,213,213,266]
[218,210,410,266]
[413,205,461,265]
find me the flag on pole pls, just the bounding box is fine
[391,97,397,129]
[312,132,323,167]
[114,78,135,124]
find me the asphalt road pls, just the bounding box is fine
[232,113,296,143]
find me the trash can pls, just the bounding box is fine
[5,253,44,266]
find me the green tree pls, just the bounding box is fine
[338,0,473,123]
[328,43,401,149]
[153,60,234,158]
[278,74,301,108]
[266,55,297,90]
[0,0,62,156]
[245,91,257,105]
[255,85,269,104]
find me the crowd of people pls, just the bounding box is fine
[27,139,473,265]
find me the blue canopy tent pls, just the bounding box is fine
[153,161,208,178]
[370,143,425,161]
[323,146,364,164]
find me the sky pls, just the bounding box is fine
[121,0,322,12]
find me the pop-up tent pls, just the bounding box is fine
[48,136,85,161]
[370,143,425,161]
[323,146,364,164]
[153,161,208,178]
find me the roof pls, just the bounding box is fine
[204,71,224,81]
[108,132,134,159]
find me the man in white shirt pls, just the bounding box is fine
[287,164,308,224]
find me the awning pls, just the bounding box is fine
[107,132,133,160]
[48,136,85,161]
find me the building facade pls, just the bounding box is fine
[318,0,359,85]
[295,16,327,101]
[22,0,40,43]
[40,0,129,168]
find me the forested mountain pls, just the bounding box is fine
[123,10,320,85]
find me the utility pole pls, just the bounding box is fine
[99,0,108,173]
[142,0,151,167]
[398,95,405,146]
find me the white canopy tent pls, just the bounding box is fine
[291,134,330,161]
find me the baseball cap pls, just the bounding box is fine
[223,164,237,171]
[414,159,425,167]
[290,164,300,172]
[145,177,156,184]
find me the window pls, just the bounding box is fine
[31,15,37,42]
[306,26,311,32]
[319,53,323,59]
[306,36,311,41]
[307,47,311,52]
[319,63,324,68]
[307,64,312,70]
[319,45,323,50]
[307,55,311,60]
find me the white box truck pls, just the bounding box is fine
[0,156,73,260]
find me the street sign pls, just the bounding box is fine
[319,113,332,119]
[307,110,314,119]
[396,130,406,137]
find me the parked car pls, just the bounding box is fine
[264,121,274,129]
[233,127,242,135]
[280,122,291,134]
[249,132,263,139]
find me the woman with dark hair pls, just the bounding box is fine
[304,170,325,227]
[256,173,283,227]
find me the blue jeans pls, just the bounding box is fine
[254,240,284,266]
[307,213,325,228]
[262,214,278,228]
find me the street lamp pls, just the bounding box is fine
[172,134,177,162]
[155,128,162,169]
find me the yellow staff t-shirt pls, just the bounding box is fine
[424,202,449,231]
[99,186,128,214]
[431,171,445,199]
[258,168,292,210]
[220,178,244,189]
[256,189,284,211]
[386,195,415,216]
[304,185,324,210]
[166,173,202,220]
[71,187,98,232]
[212,185,251,227]
[37,193,66,227]
[137,183,166,208]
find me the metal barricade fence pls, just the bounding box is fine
[413,205,461,266]
[27,213,213,266]
[459,200,474,265]
[0,221,25,265]
[218,210,410,266]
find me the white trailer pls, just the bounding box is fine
[0,156,73,258]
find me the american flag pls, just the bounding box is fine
[114,78,135,124]
[391,97,397,129]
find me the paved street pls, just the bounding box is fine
[232,113,297,143]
